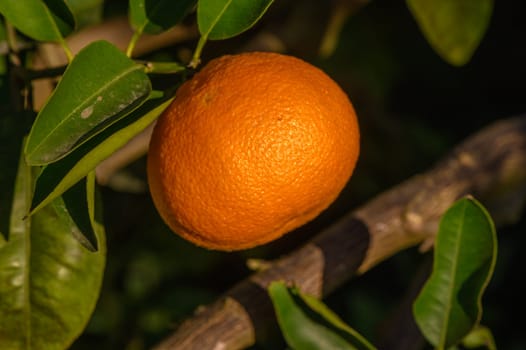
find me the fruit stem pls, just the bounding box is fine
[143,61,186,74]
[189,36,207,69]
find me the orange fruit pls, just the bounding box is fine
[147,52,359,251]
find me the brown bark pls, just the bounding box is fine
[155,116,526,350]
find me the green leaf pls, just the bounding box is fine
[406,0,494,66]
[268,281,376,350]
[25,40,152,166]
[0,145,106,349]
[30,94,172,215]
[64,0,104,28]
[54,174,98,252]
[413,197,497,348]
[129,0,196,35]
[0,0,75,42]
[197,0,274,40]
[461,325,497,350]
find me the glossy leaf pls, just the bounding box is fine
[25,40,151,165]
[0,142,33,349]
[269,281,376,350]
[406,0,494,66]
[30,95,172,215]
[0,146,106,349]
[197,0,274,40]
[413,197,497,348]
[129,0,196,35]
[0,0,75,42]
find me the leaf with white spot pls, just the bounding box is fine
[25,40,151,165]
[29,94,172,216]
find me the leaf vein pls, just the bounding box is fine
[29,64,145,160]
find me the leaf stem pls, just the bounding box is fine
[126,31,142,58]
[143,61,186,74]
[189,35,207,69]
[60,39,74,63]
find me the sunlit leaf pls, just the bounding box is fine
[413,197,497,348]
[0,146,106,349]
[30,94,172,215]
[25,40,151,165]
[0,0,75,42]
[269,281,376,350]
[129,0,196,35]
[197,0,274,40]
[406,0,494,66]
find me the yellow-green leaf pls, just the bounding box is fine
[406,0,494,66]
[29,94,172,216]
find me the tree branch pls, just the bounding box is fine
[154,115,526,349]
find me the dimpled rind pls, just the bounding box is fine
[147,52,360,250]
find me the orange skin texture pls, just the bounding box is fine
[147,52,360,251]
